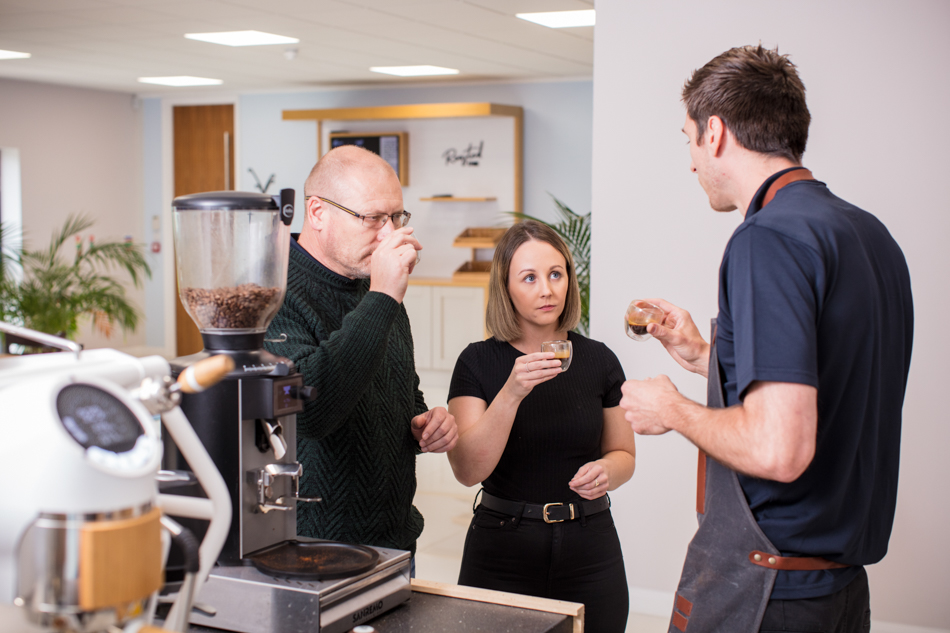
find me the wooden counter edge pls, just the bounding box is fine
[408,276,488,288]
[410,579,584,633]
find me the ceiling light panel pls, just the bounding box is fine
[369,65,460,77]
[0,49,31,60]
[138,76,223,86]
[516,10,595,28]
[184,30,299,47]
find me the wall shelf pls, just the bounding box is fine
[420,196,497,202]
[452,227,506,249]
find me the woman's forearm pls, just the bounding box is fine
[448,388,523,486]
[600,450,635,491]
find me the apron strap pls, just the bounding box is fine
[761,168,815,207]
[696,451,707,515]
[698,320,721,516]
[748,551,849,571]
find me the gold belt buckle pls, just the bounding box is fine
[542,502,574,523]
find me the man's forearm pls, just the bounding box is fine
[661,393,758,475]
[659,382,817,482]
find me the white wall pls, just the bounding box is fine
[0,77,145,349]
[592,0,950,629]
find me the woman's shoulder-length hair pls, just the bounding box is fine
[485,220,581,342]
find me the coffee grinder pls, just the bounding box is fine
[165,190,411,633]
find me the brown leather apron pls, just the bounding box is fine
[667,169,846,633]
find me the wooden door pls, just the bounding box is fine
[173,104,234,356]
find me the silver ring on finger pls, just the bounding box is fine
[594,479,600,487]
[525,361,531,373]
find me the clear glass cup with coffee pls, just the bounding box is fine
[541,340,573,372]
[625,300,665,341]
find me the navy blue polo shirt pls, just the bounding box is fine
[716,168,913,600]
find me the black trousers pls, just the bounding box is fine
[457,503,629,633]
[760,568,871,633]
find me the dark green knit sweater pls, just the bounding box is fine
[264,237,427,553]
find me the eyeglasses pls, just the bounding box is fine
[308,196,411,230]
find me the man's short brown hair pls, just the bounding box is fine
[486,221,581,342]
[682,45,810,163]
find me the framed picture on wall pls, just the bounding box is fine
[329,131,408,186]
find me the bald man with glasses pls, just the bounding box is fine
[265,145,458,563]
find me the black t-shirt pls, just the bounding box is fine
[717,168,914,600]
[448,331,625,503]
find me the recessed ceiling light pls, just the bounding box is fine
[185,30,299,47]
[369,65,459,77]
[0,49,31,60]
[516,10,596,28]
[138,76,223,87]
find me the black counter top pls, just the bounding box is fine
[179,583,578,633]
[365,590,573,632]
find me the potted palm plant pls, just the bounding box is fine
[0,214,151,352]
[509,195,591,335]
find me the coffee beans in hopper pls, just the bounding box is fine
[183,283,281,329]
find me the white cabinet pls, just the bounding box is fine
[403,285,434,370]
[404,284,486,371]
[431,286,486,370]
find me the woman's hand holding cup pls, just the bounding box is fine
[507,352,562,399]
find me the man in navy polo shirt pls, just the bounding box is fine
[619,45,913,632]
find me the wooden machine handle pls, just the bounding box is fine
[177,355,235,394]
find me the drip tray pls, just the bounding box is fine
[249,541,380,580]
[189,545,411,633]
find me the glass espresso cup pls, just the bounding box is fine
[625,300,665,341]
[541,340,573,372]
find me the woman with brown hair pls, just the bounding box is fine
[447,220,635,633]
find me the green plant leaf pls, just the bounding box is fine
[0,213,152,344]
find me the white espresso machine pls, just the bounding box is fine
[0,323,233,633]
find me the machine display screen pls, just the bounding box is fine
[273,376,304,417]
[56,384,143,453]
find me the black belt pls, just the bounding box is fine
[478,491,610,524]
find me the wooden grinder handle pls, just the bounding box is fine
[177,355,235,394]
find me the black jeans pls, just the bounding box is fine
[457,504,629,633]
[760,568,871,633]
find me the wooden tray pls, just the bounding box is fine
[453,260,492,280]
[452,227,507,249]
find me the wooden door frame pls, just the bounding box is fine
[159,94,240,358]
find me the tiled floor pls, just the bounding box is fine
[412,489,669,633]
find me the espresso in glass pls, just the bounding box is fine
[625,300,665,341]
[541,340,573,372]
